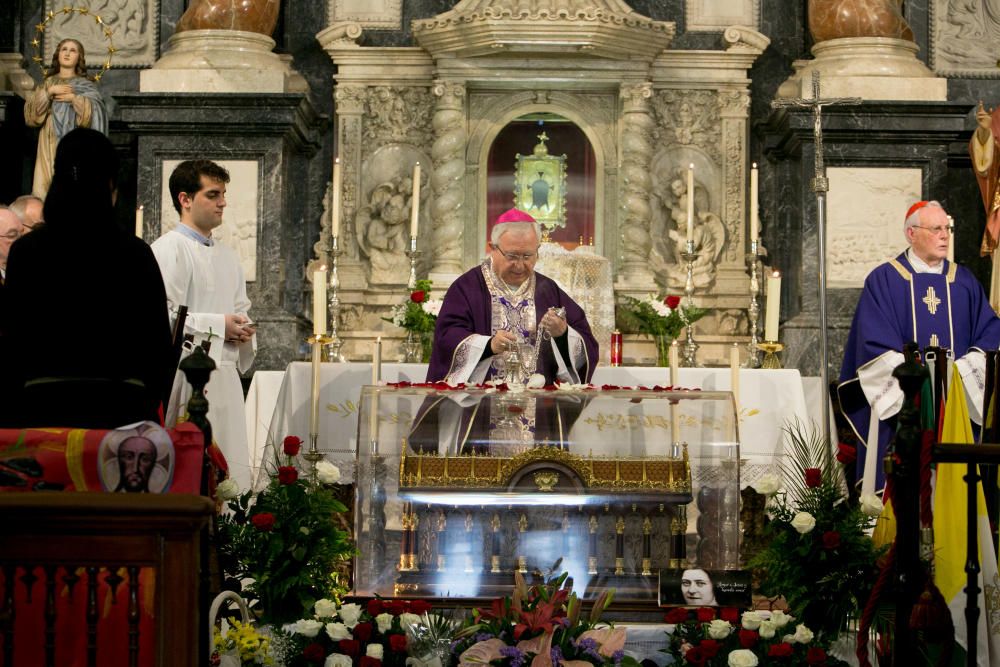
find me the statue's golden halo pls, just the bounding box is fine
[31,6,116,82]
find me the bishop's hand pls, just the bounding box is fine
[540,307,568,338]
[490,329,518,355]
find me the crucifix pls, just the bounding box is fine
[770,70,861,447]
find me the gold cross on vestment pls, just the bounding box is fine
[922,286,942,315]
[929,334,940,347]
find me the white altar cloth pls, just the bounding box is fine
[247,363,810,488]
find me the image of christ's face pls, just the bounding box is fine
[490,228,539,287]
[117,437,157,493]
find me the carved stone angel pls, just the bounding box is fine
[355,175,414,285]
[663,174,726,288]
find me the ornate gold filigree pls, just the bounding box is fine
[533,470,559,492]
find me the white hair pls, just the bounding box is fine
[491,220,541,245]
[904,200,943,232]
[9,195,43,222]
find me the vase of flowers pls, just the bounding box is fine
[215,436,354,626]
[385,279,442,363]
[620,295,705,367]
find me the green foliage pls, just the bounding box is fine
[383,278,440,334]
[619,294,705,339]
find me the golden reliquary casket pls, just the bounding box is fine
[352,384,740,606]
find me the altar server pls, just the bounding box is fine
[152,159,256,489]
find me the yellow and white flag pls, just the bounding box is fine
[934,369,1000,665]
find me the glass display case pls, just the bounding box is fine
[353,384,739,604]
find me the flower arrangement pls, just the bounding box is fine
[662,607,843,667]
[211,618,274,666]
[748,421,885,642]
[618,295,705,366]
[384,279,442,335]
[452,571,636,667]
[278,597,434,667]
[216,436,354,626]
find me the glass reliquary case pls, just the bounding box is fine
[352,385,740,604]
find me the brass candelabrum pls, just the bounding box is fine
[325,235,346,363]
[406,235,422,290]
[757,341,784,369]
[680,240,700,367]
[745,239,765,368]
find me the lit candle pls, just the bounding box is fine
[750,163,759,241]
[730,343,740,407]
[765,270,782,342]
[410,162,421,239]
[686,164,695,243]
[372,336,382,385]
[135,205,143,239]
[670,340,680,443]
[331,157,342,239]
[312,268,327,335]
[947,215,955,263]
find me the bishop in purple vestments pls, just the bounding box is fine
[838,200,1000,494]
[426,209,598,385]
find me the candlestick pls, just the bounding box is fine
[730,343,740,407]
[745,240,765,368]
[135,205,143,239]
[947,214,955,263]
[405,235,422,291]
[765,270,782,342]
[750,163,759,242]
[304,333,332,480]
[312,268,327,335]
[686,164,695,243]
[680,241,700,367]
[331,157,342,239]
[757,341,785,369]
[324,235,346,363]
[670,340,680,444]
[410,162,421,239]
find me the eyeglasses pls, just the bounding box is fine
[491,244,538,263]
[913,225,954,236]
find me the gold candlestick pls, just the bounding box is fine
[757,341,784,369]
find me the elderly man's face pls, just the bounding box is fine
[21,199,43,232]
[489,228,539,287]
[118,437,157,493]
[906,205,951,265]
[0,209,23,270]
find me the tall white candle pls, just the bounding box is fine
[135,205,143,239]
[372,336,382,384]
[947,215,955,263]
[369,337,382,442]
[750,163,759,241]
[410,162,421,239]
[331,157,342,239]
[765,270,782,341]
[730,343,740,407]
[310,342,322,437]
[670,340,681,443]
[312,268,327,335]
[686,164,695,243]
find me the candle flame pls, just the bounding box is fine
[772,269,781,278]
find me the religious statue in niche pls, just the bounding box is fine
[662,170,725,288]
[355,173,422,285]
[514,132,567,239]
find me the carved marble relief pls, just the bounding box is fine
[930,0,1000,77]
[650,90,723,162]
[364,86,435,151]
[686,0,760,32]
[42,0,158,68]
[329,0,402,30]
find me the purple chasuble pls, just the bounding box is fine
[426,265,599,384]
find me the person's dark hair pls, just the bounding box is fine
[168,160,230,215]
[46,38,90,79]
[42,127,119,231]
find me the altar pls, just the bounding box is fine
[247,363,810,488]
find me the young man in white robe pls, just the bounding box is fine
[152,160,256,489]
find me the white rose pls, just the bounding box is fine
[860,492,884,517]
[707,619,732,639]
[376,612,394,634]
[768,610,793,628]
[727,649,759,667]
[216,478,240,500]
[338,602,363,629]
[526,374,546,389]
[316,460,342,484]
[790,511,816,534]
[314,598,338,619]
[793,624,814,644]
[758,620,776,639]
[367,644,385,660]
[325,622,352,641]
[283,619,324,637]
[740,611,763,630]
[423,300,443,317]
[751,473,781,496]
[399,612,422,630]
[326,654,354,667]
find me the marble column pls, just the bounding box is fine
[617,82,655,287]
[330,83,367,290]
[429,79,467,285]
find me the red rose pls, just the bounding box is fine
[665,607,690,624]
[339,639,360,657]
[720,607,739,623]
[805,467,822,488]
[836,443,856,464]
[409,600,432,615]
[302,642,326,663]
[251,512,275,531]
[768,642,794,658]
[353,622,373,642]
[385,600,407,616]
[665,295,682,309]
[410,290,426,303]
[822,530,841,549]
[389,633,408,652]
[283,435,302,456]
[738,629,758,648]
[367,599,383,616]
[360,657,382,667]
[699,639,720,658]
[695,607,716,622]
[278,466,298,485]
[807,647,828,665]
[683,646,704,665]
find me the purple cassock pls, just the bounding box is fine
[838,252,1000,489]
[426,263,599,385]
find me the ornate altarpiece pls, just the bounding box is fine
[315,1,768,365]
